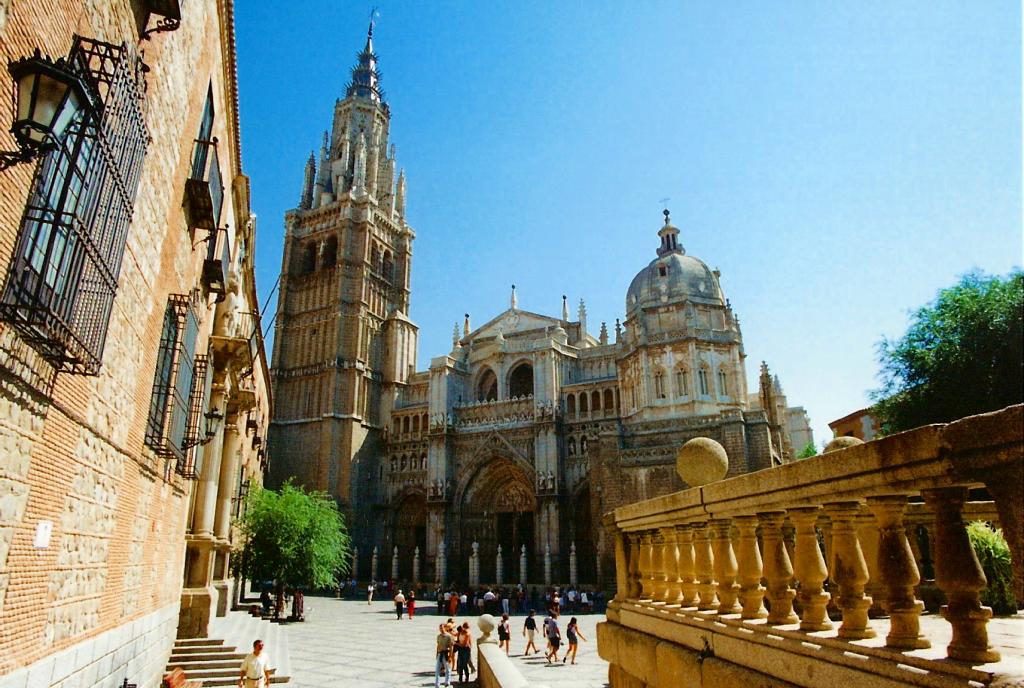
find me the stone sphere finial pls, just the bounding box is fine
[823,436,864,453]
[675,437,729,486]
[477,613,497,644]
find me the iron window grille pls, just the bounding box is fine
[0,37,148,375]
[145,294,200,465]
[178,351,212,478]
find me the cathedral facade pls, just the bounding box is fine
[268,25,797,588]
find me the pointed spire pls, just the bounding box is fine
[300,151,315,209]
[464,313,471,336]
[313,132,331,207]
[510,284,518,310]
[395,169,406,216]
[599,321,609,345]
[452,322,460,346]
[615,318,622,343]
[346,13,384,103]
[561,295,569,321]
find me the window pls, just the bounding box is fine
[179,351,212,478]
[698,368,710,396]
[566,394,575,416]
[183,85,222,231]
[717,368,729,397]
[675,367,689,397]
[477,368,498,402]
[658,265,667,277]
[0,38,148,374]
[145,294,201,467]
[508,362,533,397]
[653,370,665,399]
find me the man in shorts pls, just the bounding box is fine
[522,609,539,655]
[545,612,562,663]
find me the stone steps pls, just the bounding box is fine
[164,604,292,684]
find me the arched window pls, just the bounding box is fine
[698,367,710,396]
[402,416,410,434]
[567,437,576,456]
[566,394,576,416]
[508,362,534,398]
[322,235,338,268]
[603,388,613,411]
[675,367,689,398]
[580,392,589,414]
[412,415,420,433]
[370,245,380,273]
[382,251,393,282]
[653,370,666,399]
[292,242,317,275]
[717,368,729,397]
[477,368,498,402]
[591,390,601,412]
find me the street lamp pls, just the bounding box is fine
[2,48,94,170]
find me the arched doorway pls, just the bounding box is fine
[393,493,427,583]
[570,483,596,583]
[457,456,535,584]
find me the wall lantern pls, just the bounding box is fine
[204,407,225,441]
[1,49,94,171]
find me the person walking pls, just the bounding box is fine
[238,639,272,688]
[455,622,473,684]
[497,613,511,655]
[394,589,406,620]
[563,617,587,664]
[545,612,562,663]
[522,610,539,655]
[408,590,417,619]
[367,581,376,604]
[434,623,454,688]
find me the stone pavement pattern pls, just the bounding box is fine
[282,598,609,688]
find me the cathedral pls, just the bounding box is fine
[268,24,803,588]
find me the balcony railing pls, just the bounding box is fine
[183,138,223,231]
[599,404,1023,688]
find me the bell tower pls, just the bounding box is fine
[269,19,417,546]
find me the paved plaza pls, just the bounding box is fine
[280,597,610,688]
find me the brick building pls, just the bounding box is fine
[268,24,798,590]
[0,2,271,687]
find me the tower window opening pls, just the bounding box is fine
[658,265,667,277]
[508,362,533,398]
[698,368,710,396]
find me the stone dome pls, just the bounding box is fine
[626,251,725,313]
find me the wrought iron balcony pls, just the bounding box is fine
[201,226,230,300]
[183,137,223,231]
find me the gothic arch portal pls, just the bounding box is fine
[392,490,427,582]
[453,443,537,583]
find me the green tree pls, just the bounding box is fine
[236,480,350,589]
[797,441,818,459]
[871,270,1023,433]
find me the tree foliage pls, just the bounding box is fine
[871,270,1023,433]
[967,521,1017,615]
[797,441,818,459]
[235,480,350,589]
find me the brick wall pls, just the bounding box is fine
[0,2,254,686]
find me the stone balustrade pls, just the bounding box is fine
[598,405,1023,688]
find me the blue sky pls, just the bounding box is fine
[235,2,1021,446]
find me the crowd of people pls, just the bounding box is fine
[338,578,604,615]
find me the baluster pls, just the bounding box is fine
[856,508,885,617]
[759,511,798,624]
[610,521,628,604]
[922,488,999,663]
[734,515,767,619]
[824,502,876,639]
[789,506,832,631]
[676,524,699,607]
[661,526,683,605]
[711,519,741,614]
[639,531,654,601]
[866,495,929,649]
[627,533,642,599]
[693,522,718,611]
[652,529,669,603]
